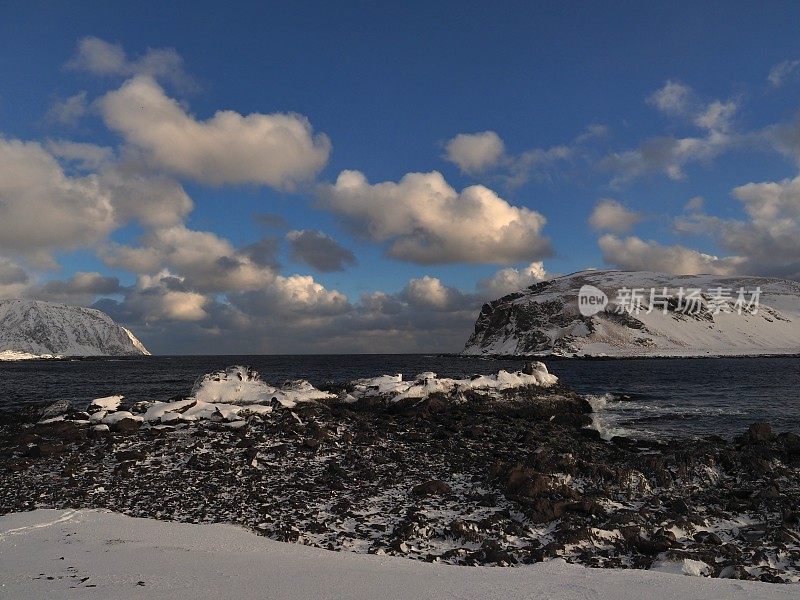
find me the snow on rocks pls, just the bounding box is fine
[0,350,57,361]
[190,366,335,408]
[347,361,558,403]
[651,557,714,577]
[88,395,123,413]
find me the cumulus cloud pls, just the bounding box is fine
[0,137,116,261]
[598,234,745,275]
[444,131,505,174]
[398,276,471,311]
[675,175,800,279]
[695,100,737,133]
[588,199,643,233]
[443,128,600,188]
[125,271,210,322]
[647,80,693,115]
[605,81,739,186]
[0,257,30,299]
[286,229,356,272]
[103,225,273,293]
[97,168,193,227]
[98,76,331,188]
[684,196,705,212]
[45,91,88,126]
[477,261,548,298]
[768,59,800,88]
[321,170,551,264]
[231,274,351,319]
[67,37,195,90]
[34,272,121,304]
[603,132,732,185]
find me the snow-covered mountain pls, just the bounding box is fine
[0,299,150,359]
[463,270,800,357]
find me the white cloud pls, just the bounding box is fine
[768,59,800,88]
[127,271,209,322]
[98,76,331,188]
[603,131,732,185]
[443,128,599,188]
[34,272,121,304]
[477,261,548,298]
[606,82,739,186]
[103,225,273,293]
[0,257,30,299]
[598,234,745,275]
[98,168,193,227]
[321,170,551,264]
[675,175,800,278]
[684,195,705,212]
[400,276,464,310]
[45,91,88,126]
[647,80,693,115]
[588,199,643,233]
[694,100,737,132]
[228,274,351,320]
[67,37,194,90]
[444,131,505,174]
[0,137,116,260]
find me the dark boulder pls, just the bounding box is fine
[412,479,452,497]
[747,422,773,443]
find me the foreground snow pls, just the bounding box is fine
[0,509,794,600]
[464,270,800,357]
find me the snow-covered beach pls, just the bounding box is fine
[1,363,799,594]
[1,508,796,600]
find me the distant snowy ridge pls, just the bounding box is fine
[463,270,800,357]
[0,299,150,359]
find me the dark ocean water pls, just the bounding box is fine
[0,355,798,439]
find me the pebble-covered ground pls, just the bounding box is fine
[1,383,799,583]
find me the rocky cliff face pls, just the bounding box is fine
[463,270,800,357]
[0,299,150,358]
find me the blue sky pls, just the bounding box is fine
[1,1,800,353]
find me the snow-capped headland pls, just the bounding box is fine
[463,270,800,357]
[0,299,149,360]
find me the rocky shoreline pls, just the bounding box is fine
[1,365,799,583]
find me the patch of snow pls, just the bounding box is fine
[349,363,558,402]
[100,411,142,426]
[650,557,713,577]
[88,395,123,412]
[191,366,335,408]
[0,350,56,361]
[0,509,792,600]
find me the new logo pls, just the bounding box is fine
[578,285,608,316]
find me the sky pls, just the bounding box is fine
[1,1,800,354]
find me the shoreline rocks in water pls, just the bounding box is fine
[0,364,798,583]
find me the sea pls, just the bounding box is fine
[0,355,798,440]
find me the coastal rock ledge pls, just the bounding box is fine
[1,364,798,583]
